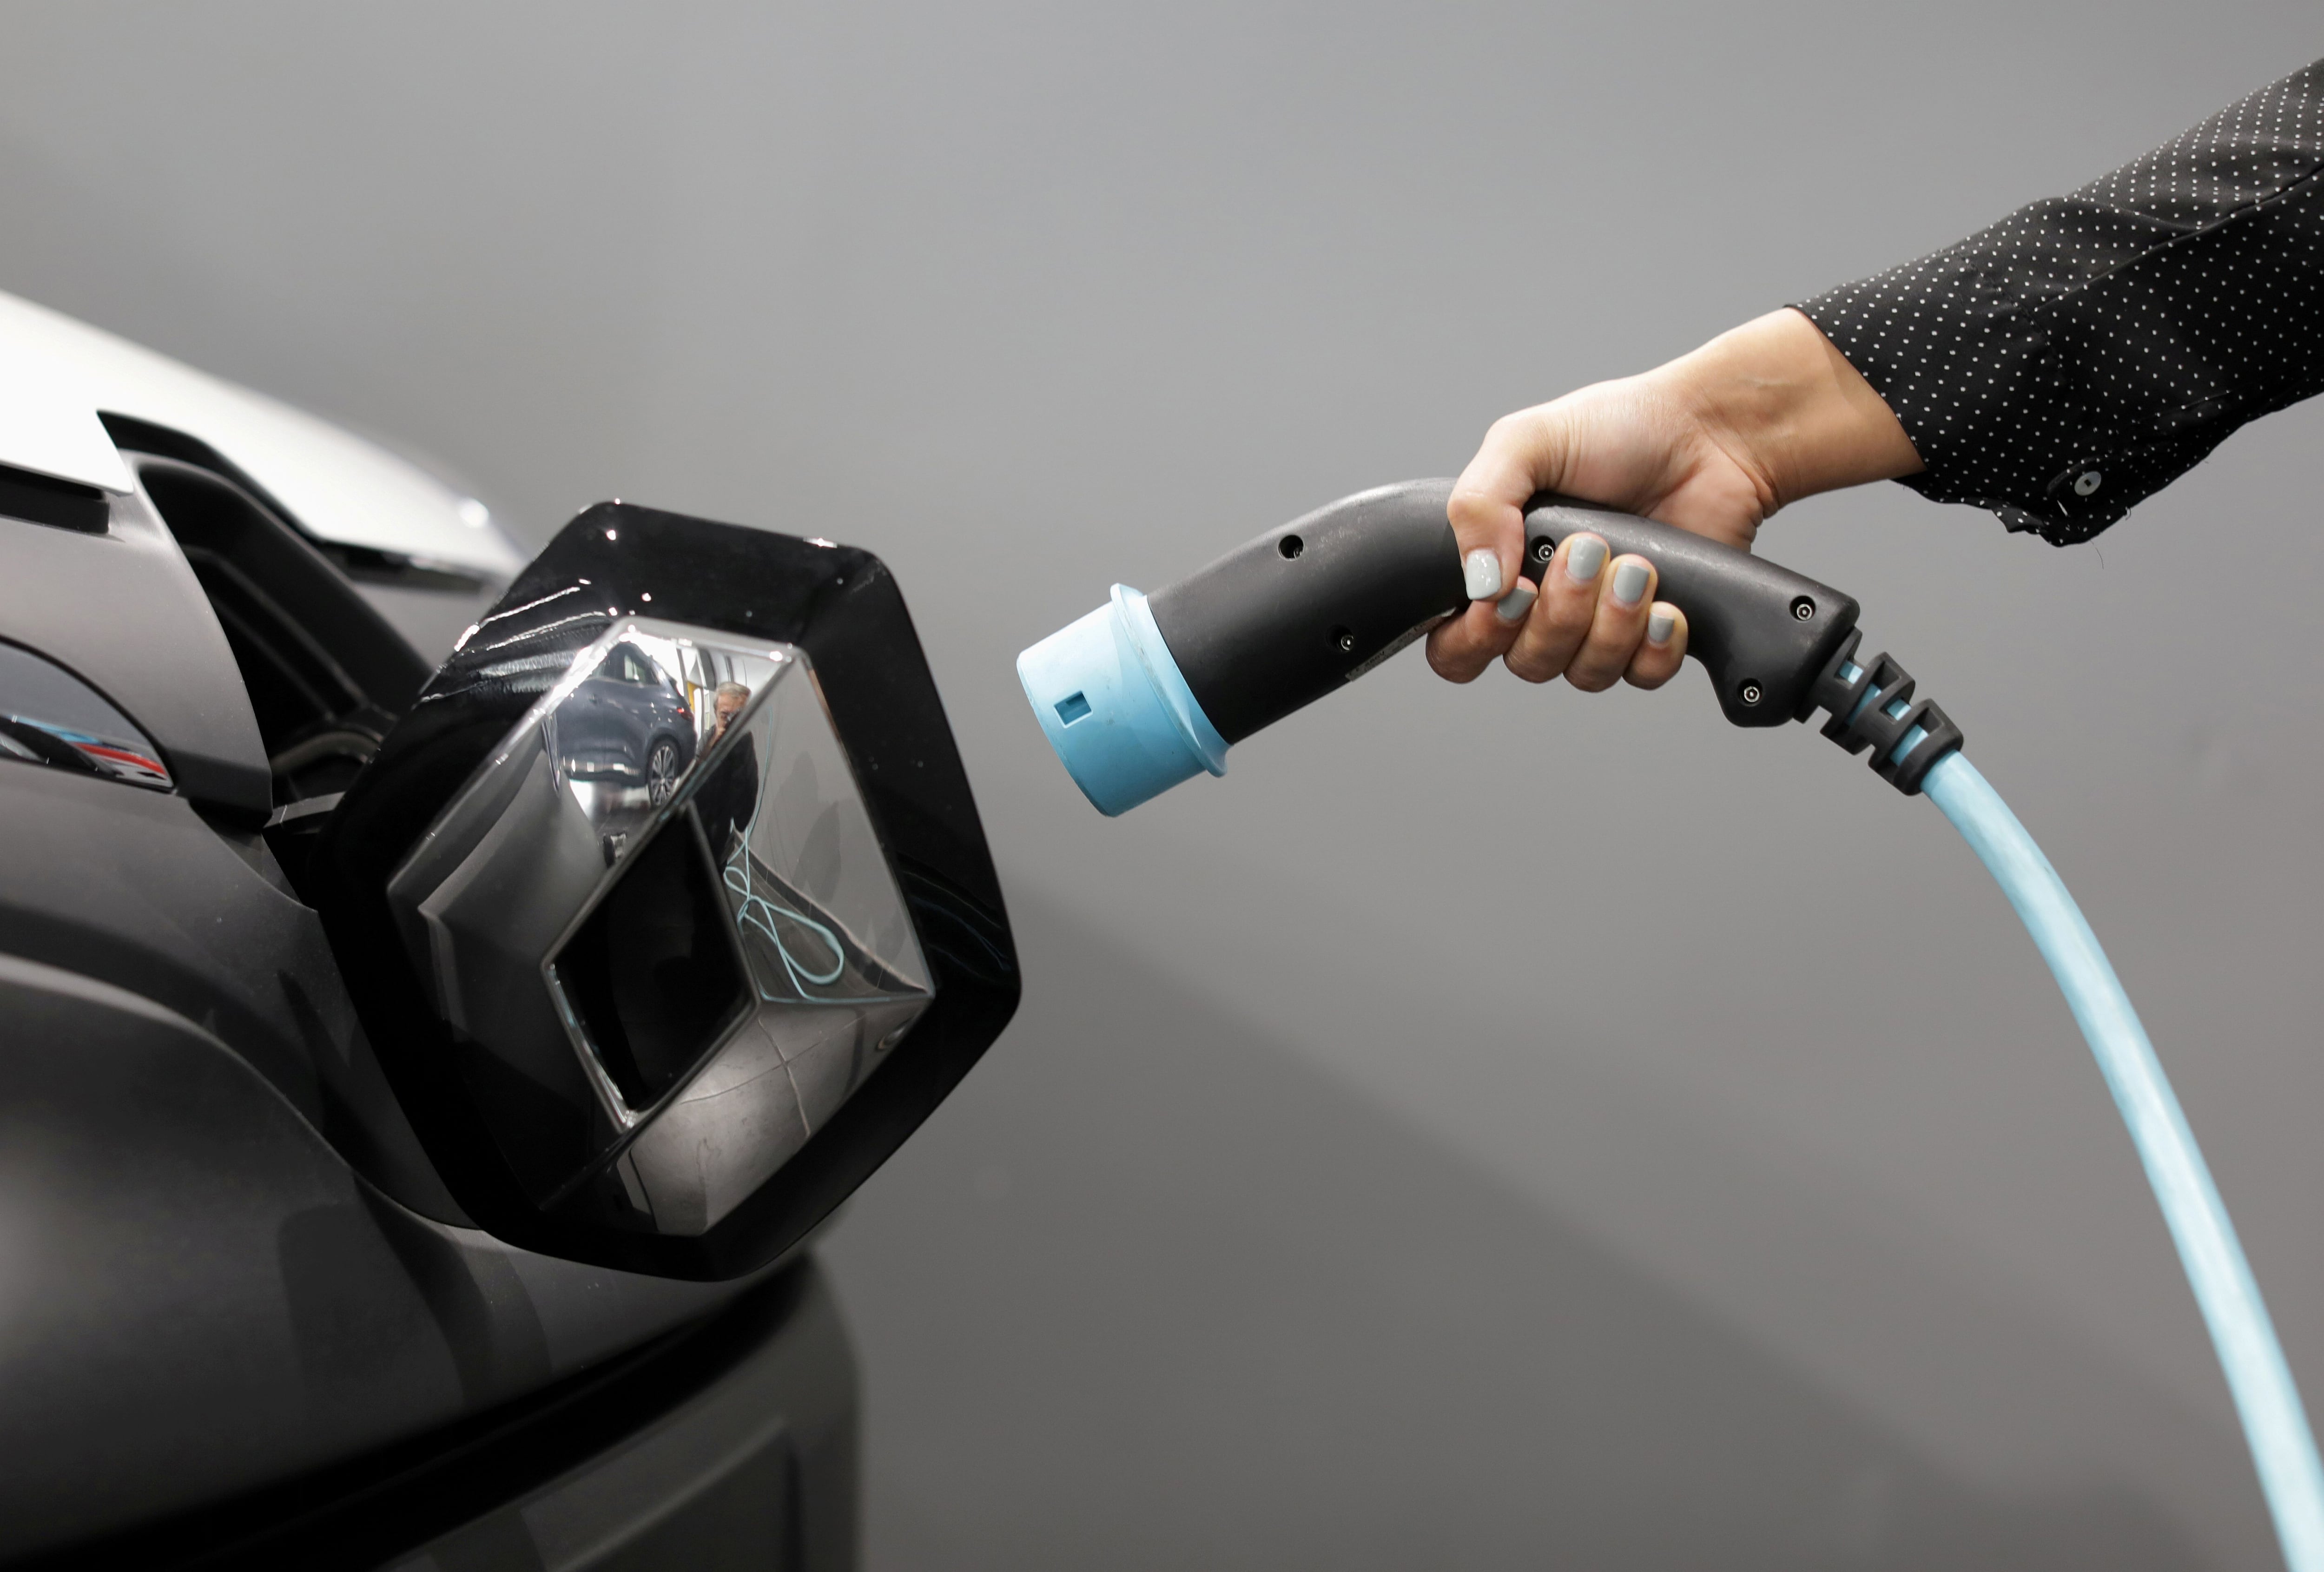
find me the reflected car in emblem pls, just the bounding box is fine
[554,636,698,812]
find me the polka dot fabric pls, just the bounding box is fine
[1796,59,2324,545]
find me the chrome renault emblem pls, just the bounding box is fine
[387,619,931,1236]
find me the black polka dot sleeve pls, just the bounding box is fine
[1796,59,2324,545]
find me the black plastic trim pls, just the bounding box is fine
[0,463,108,535]
[133,456,432,805]
[100,413,485,594]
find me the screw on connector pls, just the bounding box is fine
[1805,628,1963,794]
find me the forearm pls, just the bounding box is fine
[1654,309,1922,514]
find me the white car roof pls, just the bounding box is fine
[0,289,524,579]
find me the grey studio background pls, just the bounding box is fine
[4,4,2322,1568]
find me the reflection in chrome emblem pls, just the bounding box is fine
[386,619,930,1236]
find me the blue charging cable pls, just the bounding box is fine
[1923,750,2324,1571]
[1827,649,2324,1569]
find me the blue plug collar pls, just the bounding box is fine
[1017,584,1228,816]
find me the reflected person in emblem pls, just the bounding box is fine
[695,680,758,860]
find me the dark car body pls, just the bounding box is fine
[0,308,1015,1568]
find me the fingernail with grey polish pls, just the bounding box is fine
[1493,581,1538,625]
[1463,548,1504,601]
[1647,609,1676,645]
[1611,559,1649,607]
[1566,535,1607,583]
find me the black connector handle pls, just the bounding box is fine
[1146,478,1863,741]
[1515,497,1861,727]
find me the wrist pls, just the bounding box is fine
[1657,309,1922,513]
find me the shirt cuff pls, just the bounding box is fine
[1793,266,2144,548]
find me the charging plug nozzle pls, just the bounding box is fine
[1016,584,1228,816]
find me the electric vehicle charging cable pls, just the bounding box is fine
[1018,478,2324,1570]
[1925,752,2324,1570]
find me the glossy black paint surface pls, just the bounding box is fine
[15,1260,856,1572]
[0,479,272,816]
[312,503,1019,1279]
[0,763,459,1223]
[0,946,762,1562]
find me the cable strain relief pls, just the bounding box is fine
[1808,631,1964,796]
[1878,701,1964,794]
[1806,628,1869,742]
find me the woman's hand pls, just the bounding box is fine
[1426,308,1922,689]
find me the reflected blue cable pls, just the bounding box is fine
[724,840,847,994]
[717,732,847,995]
[1921,750,2324,1572]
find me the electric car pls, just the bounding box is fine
[557,640,699,808]
[0,289,1017,1570]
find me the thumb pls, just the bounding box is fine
[1446,406,1572,602]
